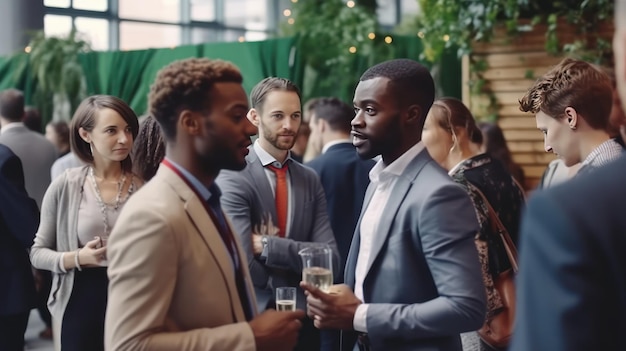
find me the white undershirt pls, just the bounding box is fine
[352,142,425,332]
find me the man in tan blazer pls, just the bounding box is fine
[105,58,304,351]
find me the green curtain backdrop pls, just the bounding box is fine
[0,35,460,123]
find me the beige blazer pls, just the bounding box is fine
[105,165,257,351]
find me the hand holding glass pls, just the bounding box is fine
[299,246,333,293]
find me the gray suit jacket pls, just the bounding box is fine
[344,148,486,351]
[0,125,57,208]
[217,147,339,311]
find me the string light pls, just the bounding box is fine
[384,36,393,44]
[291,0,297,2]
[346,1,355,8]
[238,36,245,42]
[283,9,292,16]
[443,34,450,42]
[417,32,425,38]
[349,46,357,53]
[287,18,295,25]
[368,32,376,40]
[24,46,31,53]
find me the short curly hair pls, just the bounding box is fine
[519,58,612,130]
[148,58,243,140]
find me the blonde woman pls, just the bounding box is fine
[30,95,140,351]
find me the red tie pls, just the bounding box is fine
[268,164,288,237]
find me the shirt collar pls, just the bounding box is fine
[254,140,292,168]
[164,157,217,202]
[369,141,425,183]
[0,122,24,134]
[322,139,352,154]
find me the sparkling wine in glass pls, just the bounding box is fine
[276,287,296,311]
[299,246,333,293]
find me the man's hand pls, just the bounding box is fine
[300,282,361,330]
[251,234,264,256]
[249,309,305,351]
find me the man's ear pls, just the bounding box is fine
[179,110,199,135]
[247,108,260,127]
[405,104,422,125]
[78,127,91,143]
[564,107,578,130]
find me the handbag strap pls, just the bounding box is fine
[470,184,519,273]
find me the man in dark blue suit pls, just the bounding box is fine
[305,97,375,277]
[305,97,375,351]
[511,3,626,349]
[0,143,40,351]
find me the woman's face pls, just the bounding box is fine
[81,108,134,164]
[422,109,454,169]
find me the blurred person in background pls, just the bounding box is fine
[423,97,525,351]
[45,121,71,157]
[478,122,525,188]
[23,106,42,133]
[131,115,165,182]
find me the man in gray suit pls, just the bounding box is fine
[216,77,339,351]
[301,59,486,351]
[0,89,57,208]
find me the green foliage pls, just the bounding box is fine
[281,0,380,101]
[411,0,613,64]
[15,29,90,123]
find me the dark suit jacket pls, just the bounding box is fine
[511,156,626,351]
[306,142,375,278]
[0,144,40,315]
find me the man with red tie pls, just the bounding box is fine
[216,77,339,351]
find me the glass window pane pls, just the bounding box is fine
[377,0,397,27]
[245,31,268,42]
[400,0,419,16]
[73,0,108,12]
[191,28,219,44]
[44,0,70,8]
[191,0,216,21]
[119,0,181,22]
[120,22,181,50]
[75,17,109,51]
[225,0,268,30]
[44,14,72,37]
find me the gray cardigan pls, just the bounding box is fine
[30,166,89,322]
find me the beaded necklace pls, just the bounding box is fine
[88,167,134,237]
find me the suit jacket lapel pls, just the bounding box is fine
[287,162,306,238]
[160,166,248,321]
[246,149,277,221]
[344,182,376,288]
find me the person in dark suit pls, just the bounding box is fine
[301,59,486,351]
[305,97,375,351]
[510,2,626,350]
[0,144,40,351]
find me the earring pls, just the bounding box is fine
[89,143,94,154]
[570,126,577,130]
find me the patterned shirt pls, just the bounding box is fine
[578,138,624,175]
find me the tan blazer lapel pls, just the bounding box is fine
[160,166,248,321]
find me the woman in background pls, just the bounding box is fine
[30,95,140,351]
[478,121,525,189]
[423,97,525,351]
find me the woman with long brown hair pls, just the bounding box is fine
[30,95,140,351]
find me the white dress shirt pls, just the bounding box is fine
[352,141,425,332]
